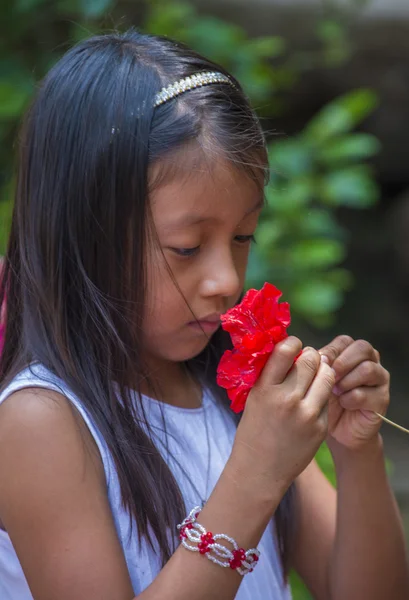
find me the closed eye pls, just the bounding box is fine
[234,234,256,244]
[170,246,200,257]
[169,235,256,258]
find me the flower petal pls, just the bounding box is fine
[217,283,295,413]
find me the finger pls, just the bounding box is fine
[303,360,335,416]
[285,347,321,396]
[333,362,389,395]
[319,335,354,367]
[259,336,303,386]
[337,384,390,414]
[332,339,378,382]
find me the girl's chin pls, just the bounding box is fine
[145,327,219,364]
[169,338,214,363]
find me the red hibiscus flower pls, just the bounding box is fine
[217,283,292,413]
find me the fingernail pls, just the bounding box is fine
[332,385,341,396]
[320,354,329,364]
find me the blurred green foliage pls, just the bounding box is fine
[0,1,378,597]
[248,89,379,328]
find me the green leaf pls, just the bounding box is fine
[187,19,244,62]
[269,138,313,178]
[247,36,286,58]
[233,62,274,104]
[292,280,344,316]
[145,1,195,37]
[289,239,345,269]
[302,209,345,237]
[245,245,271,288]
[318,134,381,165]
[290,569,313,600]
[316,19,345,42]
[304,89,378,144]
[316,442,336,486]
[265,177,313,212]
[320,166,379,208]
[254,220,283,249]
[335,88,379,121]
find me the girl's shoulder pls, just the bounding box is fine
[0,378,135,599]
[0,363,112,482]
[0,363,75,403]
[0,381,106,518]
[0,368,105,480]
[0,382,100,462]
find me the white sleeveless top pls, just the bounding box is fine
[0,364,292,599]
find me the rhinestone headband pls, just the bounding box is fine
[154,71,234,107]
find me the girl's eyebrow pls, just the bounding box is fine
[246,196,264,215]
[161,197,264,231]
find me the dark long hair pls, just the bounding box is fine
[0,30,295,575]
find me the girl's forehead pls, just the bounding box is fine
[150,159,263,230]
[149,140,265,194]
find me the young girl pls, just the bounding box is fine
[0,30,407,600]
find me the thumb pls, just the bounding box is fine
[257,336,303,386]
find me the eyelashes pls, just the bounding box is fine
[170,234,256,258]
[171,246,200,257]
[234,234,256,244]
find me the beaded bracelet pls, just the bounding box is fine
[177,507,260,576]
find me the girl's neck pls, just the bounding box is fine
[140,359,202,409]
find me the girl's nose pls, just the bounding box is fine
[200,249,241,299]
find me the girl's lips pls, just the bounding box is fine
[188,319,221,333]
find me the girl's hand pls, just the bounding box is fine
[230,337,335,498]
[319,335,390,450]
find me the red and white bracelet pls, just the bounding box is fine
[177,507,260,576]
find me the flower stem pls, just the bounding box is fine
[375,413,409,435]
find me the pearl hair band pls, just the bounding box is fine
[154,71,235,107]
[110,73,235,137]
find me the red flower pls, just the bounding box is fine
[217,348,270,413]
[220,283,290,348]
[217,283,292,413]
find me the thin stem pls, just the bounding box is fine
[375,413,409,435]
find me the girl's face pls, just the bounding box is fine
[143,158,263,368]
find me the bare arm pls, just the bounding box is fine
[292,459,336,600]
[303,334,409,600]
[139,463,279,600]
[329,436,409,600]
[0,389,282,600]
[0,339,335,600]
[293,449,409,600]
[0,388,136,600]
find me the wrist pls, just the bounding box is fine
[328,433,384,474]
[198,458,282,552]
[225,453,289,510]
